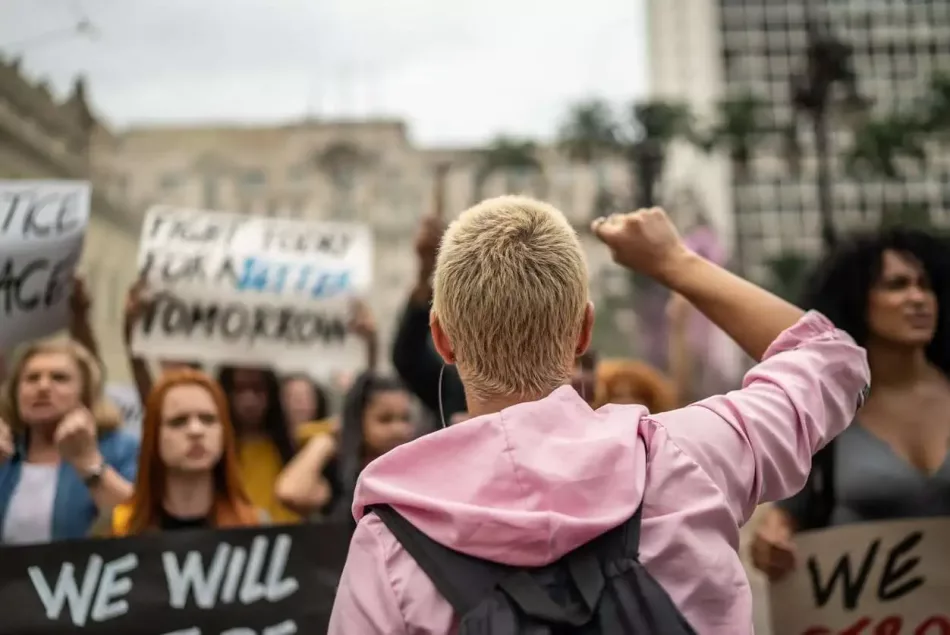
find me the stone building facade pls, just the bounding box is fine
[0,54,140,382]
[94,119,637,373]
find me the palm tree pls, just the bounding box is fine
[558,99,691,371]
[694,92,771,273]
[845,112,927,181]
[880,201,932,231]
[921,71,950,141]
[471,136,542,204]
[696,93,771,181]
[785,6,870,250]
[765,252,813,302]
[558,99,692,209]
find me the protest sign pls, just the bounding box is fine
[769,518,950,635]
[0,522,351,635]
[0,181,90,351]
[131,207,373,371]
[105,382,143,438]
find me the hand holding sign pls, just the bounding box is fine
[54,407,101,473]
[123,277,154,345]
[348,299,376,341]
[0,416,12,463]
[751,506,797,581]
[69,275,91,321]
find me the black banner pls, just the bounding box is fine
[0,522,351,635]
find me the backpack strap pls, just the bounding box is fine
[803,438,836,530]
[369,504,510,615]
[623,502,645,558]
[498,547,604,626]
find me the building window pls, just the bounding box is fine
[241,169,266,187]
[159,173,181,190]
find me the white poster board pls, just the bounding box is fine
[131,206,373,371]
[0,181,90,351]
[769,518,950,634]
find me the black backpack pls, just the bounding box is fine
[799,439,837,531]
[370,504,697,634]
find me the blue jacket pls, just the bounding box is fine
[0,430,140,541]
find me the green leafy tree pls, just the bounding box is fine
[471,136,543,204]
[558,99,693,210]
[921,71,950,141]
[765,252,813,302]
[695,92,772,182]
[845,112,927,180]
[694,92,772,273]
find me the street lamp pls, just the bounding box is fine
[787,0,870,251]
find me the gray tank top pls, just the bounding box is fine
[779,423,950,527]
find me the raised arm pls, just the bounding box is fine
[392,206,449,415]
[122,279,155,405]
[594,209,870,524]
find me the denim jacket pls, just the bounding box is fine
[0,430,140,542]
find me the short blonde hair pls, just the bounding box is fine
[0,339,121,434]
[433,196,589,399]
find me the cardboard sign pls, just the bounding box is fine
[769,518,950,634]
[0,181,90,350]
[0,523,351,635]
[131,207,373,372]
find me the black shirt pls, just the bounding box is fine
[159,508,209,531]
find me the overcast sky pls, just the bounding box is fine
[0,0,648,146]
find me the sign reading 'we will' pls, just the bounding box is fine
[0,523,351,635]
[769,518,950,635]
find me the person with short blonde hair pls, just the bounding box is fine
[432,196,591,402]
[329,201,870,634]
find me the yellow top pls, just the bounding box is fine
[238,437,300,525]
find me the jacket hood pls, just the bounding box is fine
[352,386,648,567]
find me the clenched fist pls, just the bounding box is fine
[54,408,101,471]
[592,207,692,283]
[0,417,13,463]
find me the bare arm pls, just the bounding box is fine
[595,209,803,363]
[85,467,135,511]
[274,434,337,516]
[659,251,804,363]
[122,279,154,404]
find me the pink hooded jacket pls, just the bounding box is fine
[328,312,870,634]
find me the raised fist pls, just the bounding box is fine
[592,207,691,282]
[54,407,100,471]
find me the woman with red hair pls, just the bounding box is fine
[102,369,261,535]
[593,359,678,413]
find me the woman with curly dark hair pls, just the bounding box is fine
[752,227,950,580]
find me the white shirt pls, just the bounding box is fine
[2,463,59,545]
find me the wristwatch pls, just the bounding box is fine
[81,462,105,487]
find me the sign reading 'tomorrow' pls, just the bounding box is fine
[132,206,373,372]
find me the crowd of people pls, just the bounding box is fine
[2,185,948,632]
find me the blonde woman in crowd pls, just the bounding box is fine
[329,199,869,634]
[0,339,139,544]
[103,368,261,535]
